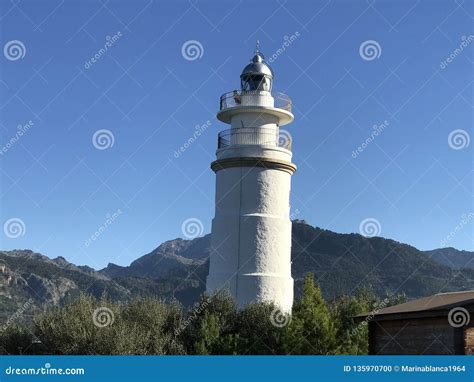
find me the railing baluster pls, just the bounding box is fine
[217,127,291,151]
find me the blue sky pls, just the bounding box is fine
[0,0,472,269]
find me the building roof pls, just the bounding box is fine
[356,290,474,320]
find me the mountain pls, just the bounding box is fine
[289,223,474,298]
[424,248,474,269]
[0,250,131,321]
[100,236,209,279]
[2,222,474,321]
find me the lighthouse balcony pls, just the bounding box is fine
[219,90,291,111]
[217,127,292,151]
[217,90,294,126]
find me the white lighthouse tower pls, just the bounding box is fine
[206,43,296,313]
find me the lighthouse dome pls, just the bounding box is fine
[241,53,274,77]
[240,49,273,92]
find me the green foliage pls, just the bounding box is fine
[0,274,402,355]
[283,274,337,354]
[15,294,185,355]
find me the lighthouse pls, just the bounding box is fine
[206,43,296,313]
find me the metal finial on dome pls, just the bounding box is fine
[256,40,260,55]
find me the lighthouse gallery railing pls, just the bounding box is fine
[217,127,292,151]
[219,90,292,112]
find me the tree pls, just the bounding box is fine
[282,274,337,354]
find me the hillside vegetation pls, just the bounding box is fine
[0,275,404,355]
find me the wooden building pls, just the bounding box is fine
[356,291,474,355]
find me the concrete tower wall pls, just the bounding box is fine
[207,120,295,312]
[208,164,293,312]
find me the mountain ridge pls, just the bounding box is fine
[1,222,473,321]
